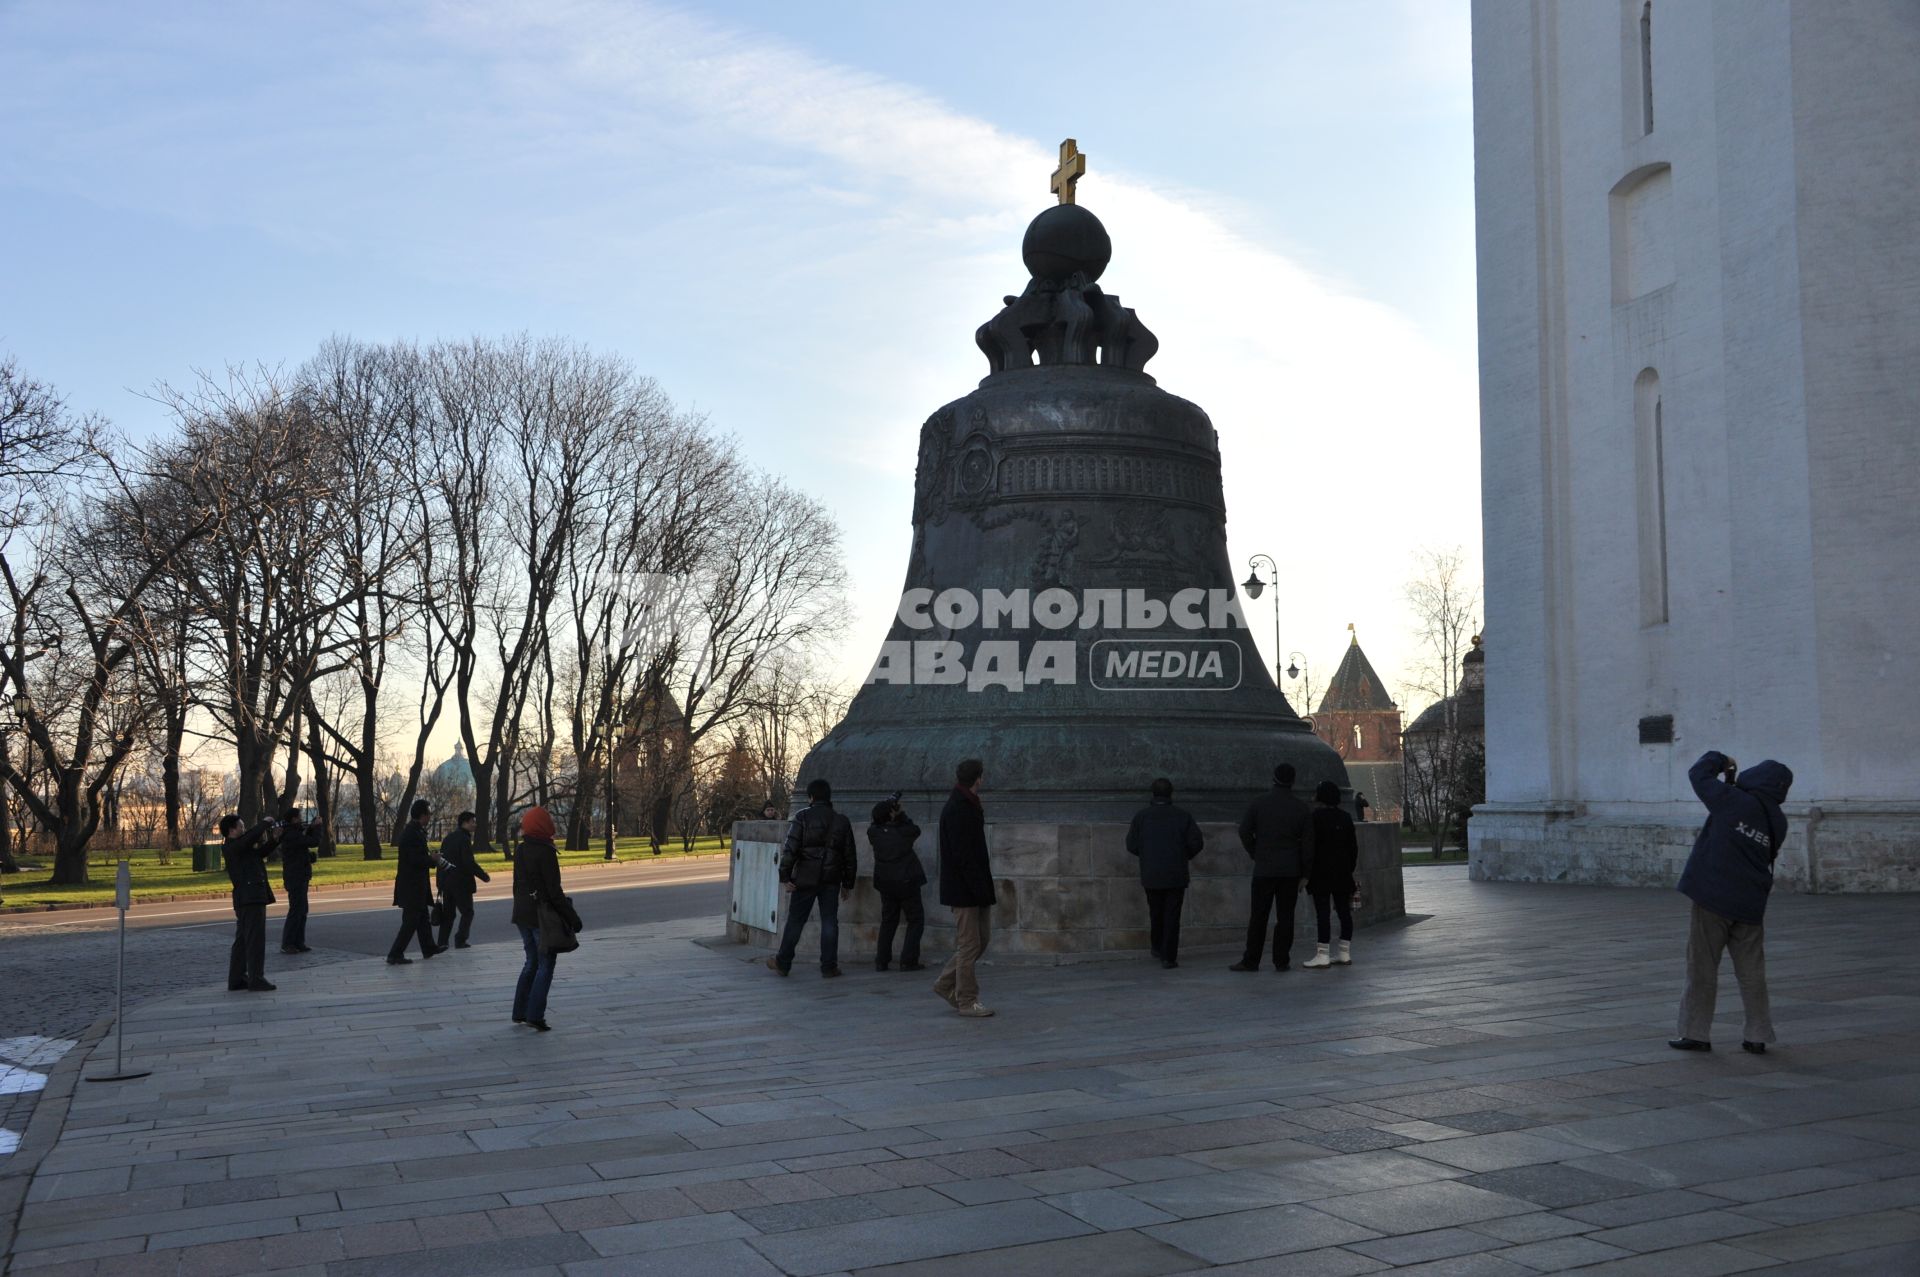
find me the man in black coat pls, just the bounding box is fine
[868,798,927,972]
[934,758,995,1017]
[1670,750,1792,1054]
[275,810,318,954]
[1231,762,1316,972]
[386,799,443,965]
[1126,778,1204,969]
[769,779,857,977]
[435,809,491,950]
[221,813,278,991]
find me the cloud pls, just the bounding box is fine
[3,0,1482,707]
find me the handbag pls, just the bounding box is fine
[429,895,448,928]
[535,894,580,954]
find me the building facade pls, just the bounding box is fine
[1308,628,1403,823]
[1469,1,1920,891]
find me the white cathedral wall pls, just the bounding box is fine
[1469,0,1919,892]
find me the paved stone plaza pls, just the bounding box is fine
[6,867,1920,1275]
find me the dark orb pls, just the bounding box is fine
[1022,204,1111,282]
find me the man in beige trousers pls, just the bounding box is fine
[933,758,995,1018]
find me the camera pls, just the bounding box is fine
[887,790,903,804]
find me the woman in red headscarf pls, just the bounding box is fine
[509,806,582,1031]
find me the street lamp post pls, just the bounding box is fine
[1240,554,1283,687]
[1286,651,1311,713]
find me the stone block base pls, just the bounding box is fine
[727,818,1404,964]
[1470,802,1920,894]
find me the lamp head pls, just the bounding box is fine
[1240,571,1264,600]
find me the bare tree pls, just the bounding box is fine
[299,338,432,858]
[0,385,214,883]
[1402,546,1482,854]
[154,372,367,825]
[420,337,645,853]
[628,472,848,848]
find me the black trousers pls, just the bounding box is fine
[1312,890,1354,943]
[388,906,435,960]
[280,884,309,950]
[1242,876,1301,968]
[436,889,475,948]
[876,885,924,966]
[1145,887,1185,961]
[228,904,267,987]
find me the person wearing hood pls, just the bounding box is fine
[769,779,857,977]
[1126,778,1204,969]
[511,806,580,1031]
[868,796,927,972]
[1671,750,1792,1055]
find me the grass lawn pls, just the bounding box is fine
[0,835,731,911]
[1402,847,1469,862]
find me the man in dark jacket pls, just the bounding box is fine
[221,813,278,991]
[1127,778,1204,969]
[386,799,443,965]
[868,798,927,972]
[934,758,995,1017]
[769,779,856,977]
[1671,750,1791,1054]
[435,809,491,950]
[276,809,318,954]
[1353,792,1370,823]
[1231,763,1316,972]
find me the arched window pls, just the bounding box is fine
[1353,724,1365,753]
[1635,369,1669,625]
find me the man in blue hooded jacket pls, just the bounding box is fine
[1670,750,1792,1055]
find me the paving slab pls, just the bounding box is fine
[7,871,1920,1276]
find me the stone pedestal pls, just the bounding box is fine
[1470,801,1920,894]
[727,818,1403,963]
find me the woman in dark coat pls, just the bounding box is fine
[1303,781,1359,969]
[510,806,581,1031]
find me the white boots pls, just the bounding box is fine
[1306,941,1353,969]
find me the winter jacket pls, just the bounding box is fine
[435,827,491,897]
[938,786,995,908]
[1237,783,1316,878]
[224,822,278,908]
[1306,806,1359,897]
[1677,751,1792,925]
[278,824,318,890]
[392,820,434,910]
[780,801,857,890]
[510,837,582,931]
[868,817,927,890]
[1126,798,1204,890]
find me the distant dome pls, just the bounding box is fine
[431,741,475,790]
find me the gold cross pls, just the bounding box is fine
[1050,138,1086,205]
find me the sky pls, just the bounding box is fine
[0,0,1483,751]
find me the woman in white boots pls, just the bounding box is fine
[1304,781,1359,969]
